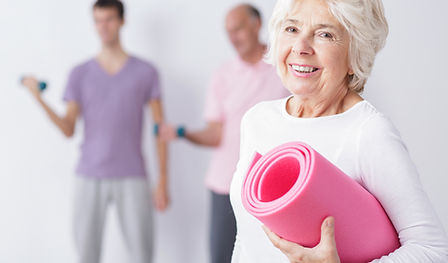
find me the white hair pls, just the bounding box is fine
[265,0,389,93]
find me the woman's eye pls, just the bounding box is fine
[285,26,298,33]
[319,32,334,39]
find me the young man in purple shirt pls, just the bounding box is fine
[22,1,169,262]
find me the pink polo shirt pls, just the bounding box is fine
[204,57,290,194]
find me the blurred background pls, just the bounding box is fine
[0,0,447,262]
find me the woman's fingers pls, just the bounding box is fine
[262,219,340,263]
[320,216,335,243]
[319,216,337,247]
[262,225,305,255]
[317,216,340,263]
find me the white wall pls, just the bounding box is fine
[0,0,446,262]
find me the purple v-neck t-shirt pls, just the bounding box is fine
[63,55,160,178]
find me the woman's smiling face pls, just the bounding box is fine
[276,0,352,98]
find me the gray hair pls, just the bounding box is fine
[265,0,389,93]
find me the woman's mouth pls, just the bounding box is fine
[289,64,320,78]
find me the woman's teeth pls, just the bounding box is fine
[291,65,318,73]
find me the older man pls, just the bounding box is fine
[159,4,289,263]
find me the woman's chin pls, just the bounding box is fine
[286,85,315,97]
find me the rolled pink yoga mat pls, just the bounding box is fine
[242,142,400,263]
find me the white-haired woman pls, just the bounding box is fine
[229,0,448,262]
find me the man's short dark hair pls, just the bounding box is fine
[245,4,262,21]
[93,0,125,19]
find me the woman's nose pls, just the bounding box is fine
[292,36,314,56]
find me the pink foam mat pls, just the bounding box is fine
[242,141,400,263]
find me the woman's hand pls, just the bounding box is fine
[263,217,340,263]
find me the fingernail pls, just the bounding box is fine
[327,218,334,227]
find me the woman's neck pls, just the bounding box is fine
[287,88,362,118]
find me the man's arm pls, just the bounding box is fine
[184,122,223,147]
[22,76,79,137]
[158,121,223,147]
[149,99,170,211]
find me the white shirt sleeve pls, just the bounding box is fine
[357,114,448,262]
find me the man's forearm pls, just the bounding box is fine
[156,137,168,184]
[36,97,74,137]
[184,126,222,147]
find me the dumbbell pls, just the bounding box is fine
[20,77,47,92]
[153,124,186,137]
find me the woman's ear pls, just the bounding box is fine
[348,67,354,75]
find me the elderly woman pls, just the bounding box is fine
[229,0,448,262]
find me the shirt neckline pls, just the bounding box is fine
[280,95,368,122]
[92,55,133,78]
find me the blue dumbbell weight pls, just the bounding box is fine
[20,77,47,92]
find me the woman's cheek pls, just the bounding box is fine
[276,41,293,73]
